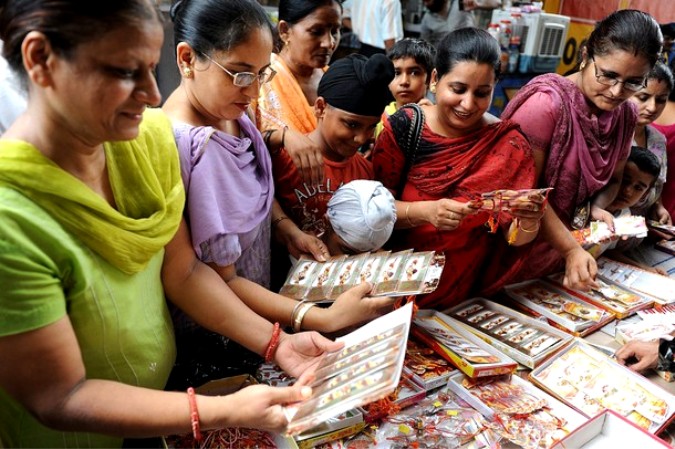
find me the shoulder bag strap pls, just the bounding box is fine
[397,103,424,198]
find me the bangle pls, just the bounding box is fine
[187,387,202,442]
[290,300,305,327]
[404,204,414,227]
[293,302,316,333]
[272,215,290,228]
[518,219,540,233]
[264,322,282,363]
[281,126,288,148]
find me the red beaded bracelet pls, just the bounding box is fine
[187,387,202,442]
[264,322,282,363]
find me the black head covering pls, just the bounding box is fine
[318,53,395,117]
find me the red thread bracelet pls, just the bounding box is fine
[187,387,202,442]
[265,322,281,363]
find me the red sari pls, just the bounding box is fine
[372,107,535,309]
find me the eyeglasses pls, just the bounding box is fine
[591,58,646,92]
[200,52,276,87]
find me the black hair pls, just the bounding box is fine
[435,27,501,79]
[278,0,342,24]
[629,146,661,180]
[586,10,663,67]
[646,61,674,93]
[388,38,437,83]
[424,0,446,14]
[276,0,341,52]
[170,0,273,55]
[0,0,160,82]
[660,23,675,39]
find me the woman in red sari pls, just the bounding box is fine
[372,28,544,309]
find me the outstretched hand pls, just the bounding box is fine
[274,331,343,378]
[224,383,312,433]
[615,339,659,372]
[323,282,397,333]
[562,247,599,291]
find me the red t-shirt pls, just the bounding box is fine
[273,149,374,236]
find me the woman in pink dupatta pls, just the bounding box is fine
[481,10,663,294]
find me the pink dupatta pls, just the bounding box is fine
[479,73,637,295]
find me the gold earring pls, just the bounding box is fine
[430,83,436,94]
[183,67,193,78]
[579,60,586,70]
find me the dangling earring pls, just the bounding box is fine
[579,60,587,71]
[183,67,193,78]
[430,83,437,94]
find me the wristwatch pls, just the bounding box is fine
[657,338,675,372]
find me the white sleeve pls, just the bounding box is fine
[381,0,404,42]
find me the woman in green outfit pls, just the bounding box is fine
[0,1,345,447]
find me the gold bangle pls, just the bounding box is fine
[518,219,540,233]
[290,300,305,328]
[293,302,316,333]
[405,204,414,227]
[272,216,290,228]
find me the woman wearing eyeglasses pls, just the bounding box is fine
[480,9,663,295]
[162,0,394,387]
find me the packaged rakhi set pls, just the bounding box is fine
[504,279,614,336]
[282,303,413,436]
[444,298,572,369]
[471,187,553,239]
[547,272,653,319]
[596,257,675,305]
[412,309,517,378]
[571,215,648,246]
[279,251,445,301]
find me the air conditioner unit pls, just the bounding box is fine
[491,10,570,73]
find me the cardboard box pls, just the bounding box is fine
[551,409,672,448]
[443,298,573,369]
[505,279,615,337]
[412,309,517,378]
[530,339,675,434]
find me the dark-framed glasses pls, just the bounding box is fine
[591,58,646,92]
[201,52,276,87]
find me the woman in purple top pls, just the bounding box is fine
[162,0,394,386]
[481,10,663,295]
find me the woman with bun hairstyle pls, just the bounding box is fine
[481,10,664,294]
[372,28,545,310]
[0,0,350,446]
[256,0,342,186]
[273,53,396,239]
[162,0,395,386]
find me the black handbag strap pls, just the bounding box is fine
[397,103,424,198]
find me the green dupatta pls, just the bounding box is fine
[0,109,185,274]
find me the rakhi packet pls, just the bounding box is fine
[472,187,553,212]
